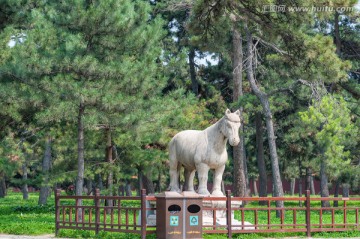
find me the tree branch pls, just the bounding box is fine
[253,35,289,55]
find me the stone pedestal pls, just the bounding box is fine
[202,195,239,225]
[144,193,254,230]
[202,196,254,230]
[202,196,241,219]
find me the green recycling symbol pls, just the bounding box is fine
[190,216,198,226]
[170,216,179,226]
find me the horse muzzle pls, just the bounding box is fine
[230,138,240,146]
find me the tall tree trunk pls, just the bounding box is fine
[244,158,251,196]
[256,112,267,205]
[119,185,124,196]
[125,180,132,196]
[306,167,310,191]
[310,173,315,195]
[76,101,85,196]
[329,11,341,92]
[245,27,284,214]
[189,47,198,95]
[112,144,119,196]
[96,174,103,191]
[342,183,350,197]
[76,101,85,221]
[142,171,155,195]
[86,179,92,195]
[298,177,303,207]
[38,135,52,205]
[290,178,295,196]
[232,23,247,197]
[307,168,315,195]
[20,140,29,200]
[253,179,258,196]
[320,159,330,208]
[105,128,113,208]
[22,161,28,200]
[338,31,351,196]
[157,167,162,193]
[298,157,302,206]
[138,167,143,196]
[333,180,340,207]
[0,172,6,198]
[334,11,341,56]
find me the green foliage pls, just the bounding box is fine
[12,204,55,213]
[0,133,20,176]
[299,96,358,177]
[0,0,215,194]
[0,192,54,235]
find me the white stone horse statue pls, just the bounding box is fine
[168,109,241,196]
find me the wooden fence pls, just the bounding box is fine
[55,189,360,239]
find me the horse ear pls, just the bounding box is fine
[234,110,240,116]
[225,108,231,115]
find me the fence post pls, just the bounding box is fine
[343,200,347,228]
[141,189,147,239]
[95,188,100,235]
[55,189,61,236]
[306,190,311,238]
[226,190,232,239]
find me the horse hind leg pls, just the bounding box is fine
[184,168,196,192]
[168,147,181,192]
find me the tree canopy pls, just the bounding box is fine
[0,0,359,204]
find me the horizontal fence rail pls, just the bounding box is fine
[55,189,360,238]
[55,189,152,239]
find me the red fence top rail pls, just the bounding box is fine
[56,194,360,202]
[57,195,360,202]
[232,196,306,201]
[57,195,142,200]
[309,197,360,201]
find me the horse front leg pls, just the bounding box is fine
[196,163,210,196]
[212,164,225,196]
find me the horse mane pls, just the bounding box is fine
[224,114,241,123]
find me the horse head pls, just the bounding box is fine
[221,109,241,146]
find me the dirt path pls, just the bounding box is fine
[0,235,66,239]
[1,235,360,239]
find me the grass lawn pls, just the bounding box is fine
[0,191,359,238]
[239,199,360,229]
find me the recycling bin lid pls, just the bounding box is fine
[155,191,204,198]
[155,191,183,198]
[181,191,204,198]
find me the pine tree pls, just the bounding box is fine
[0,0,167,201]
[300,96,358,206]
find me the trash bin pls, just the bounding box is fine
[156,191,184,239]
[156,191,203,239]
[183,191,203,239]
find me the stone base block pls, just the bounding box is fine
[216,218,254,230]
[147,214,156,226]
